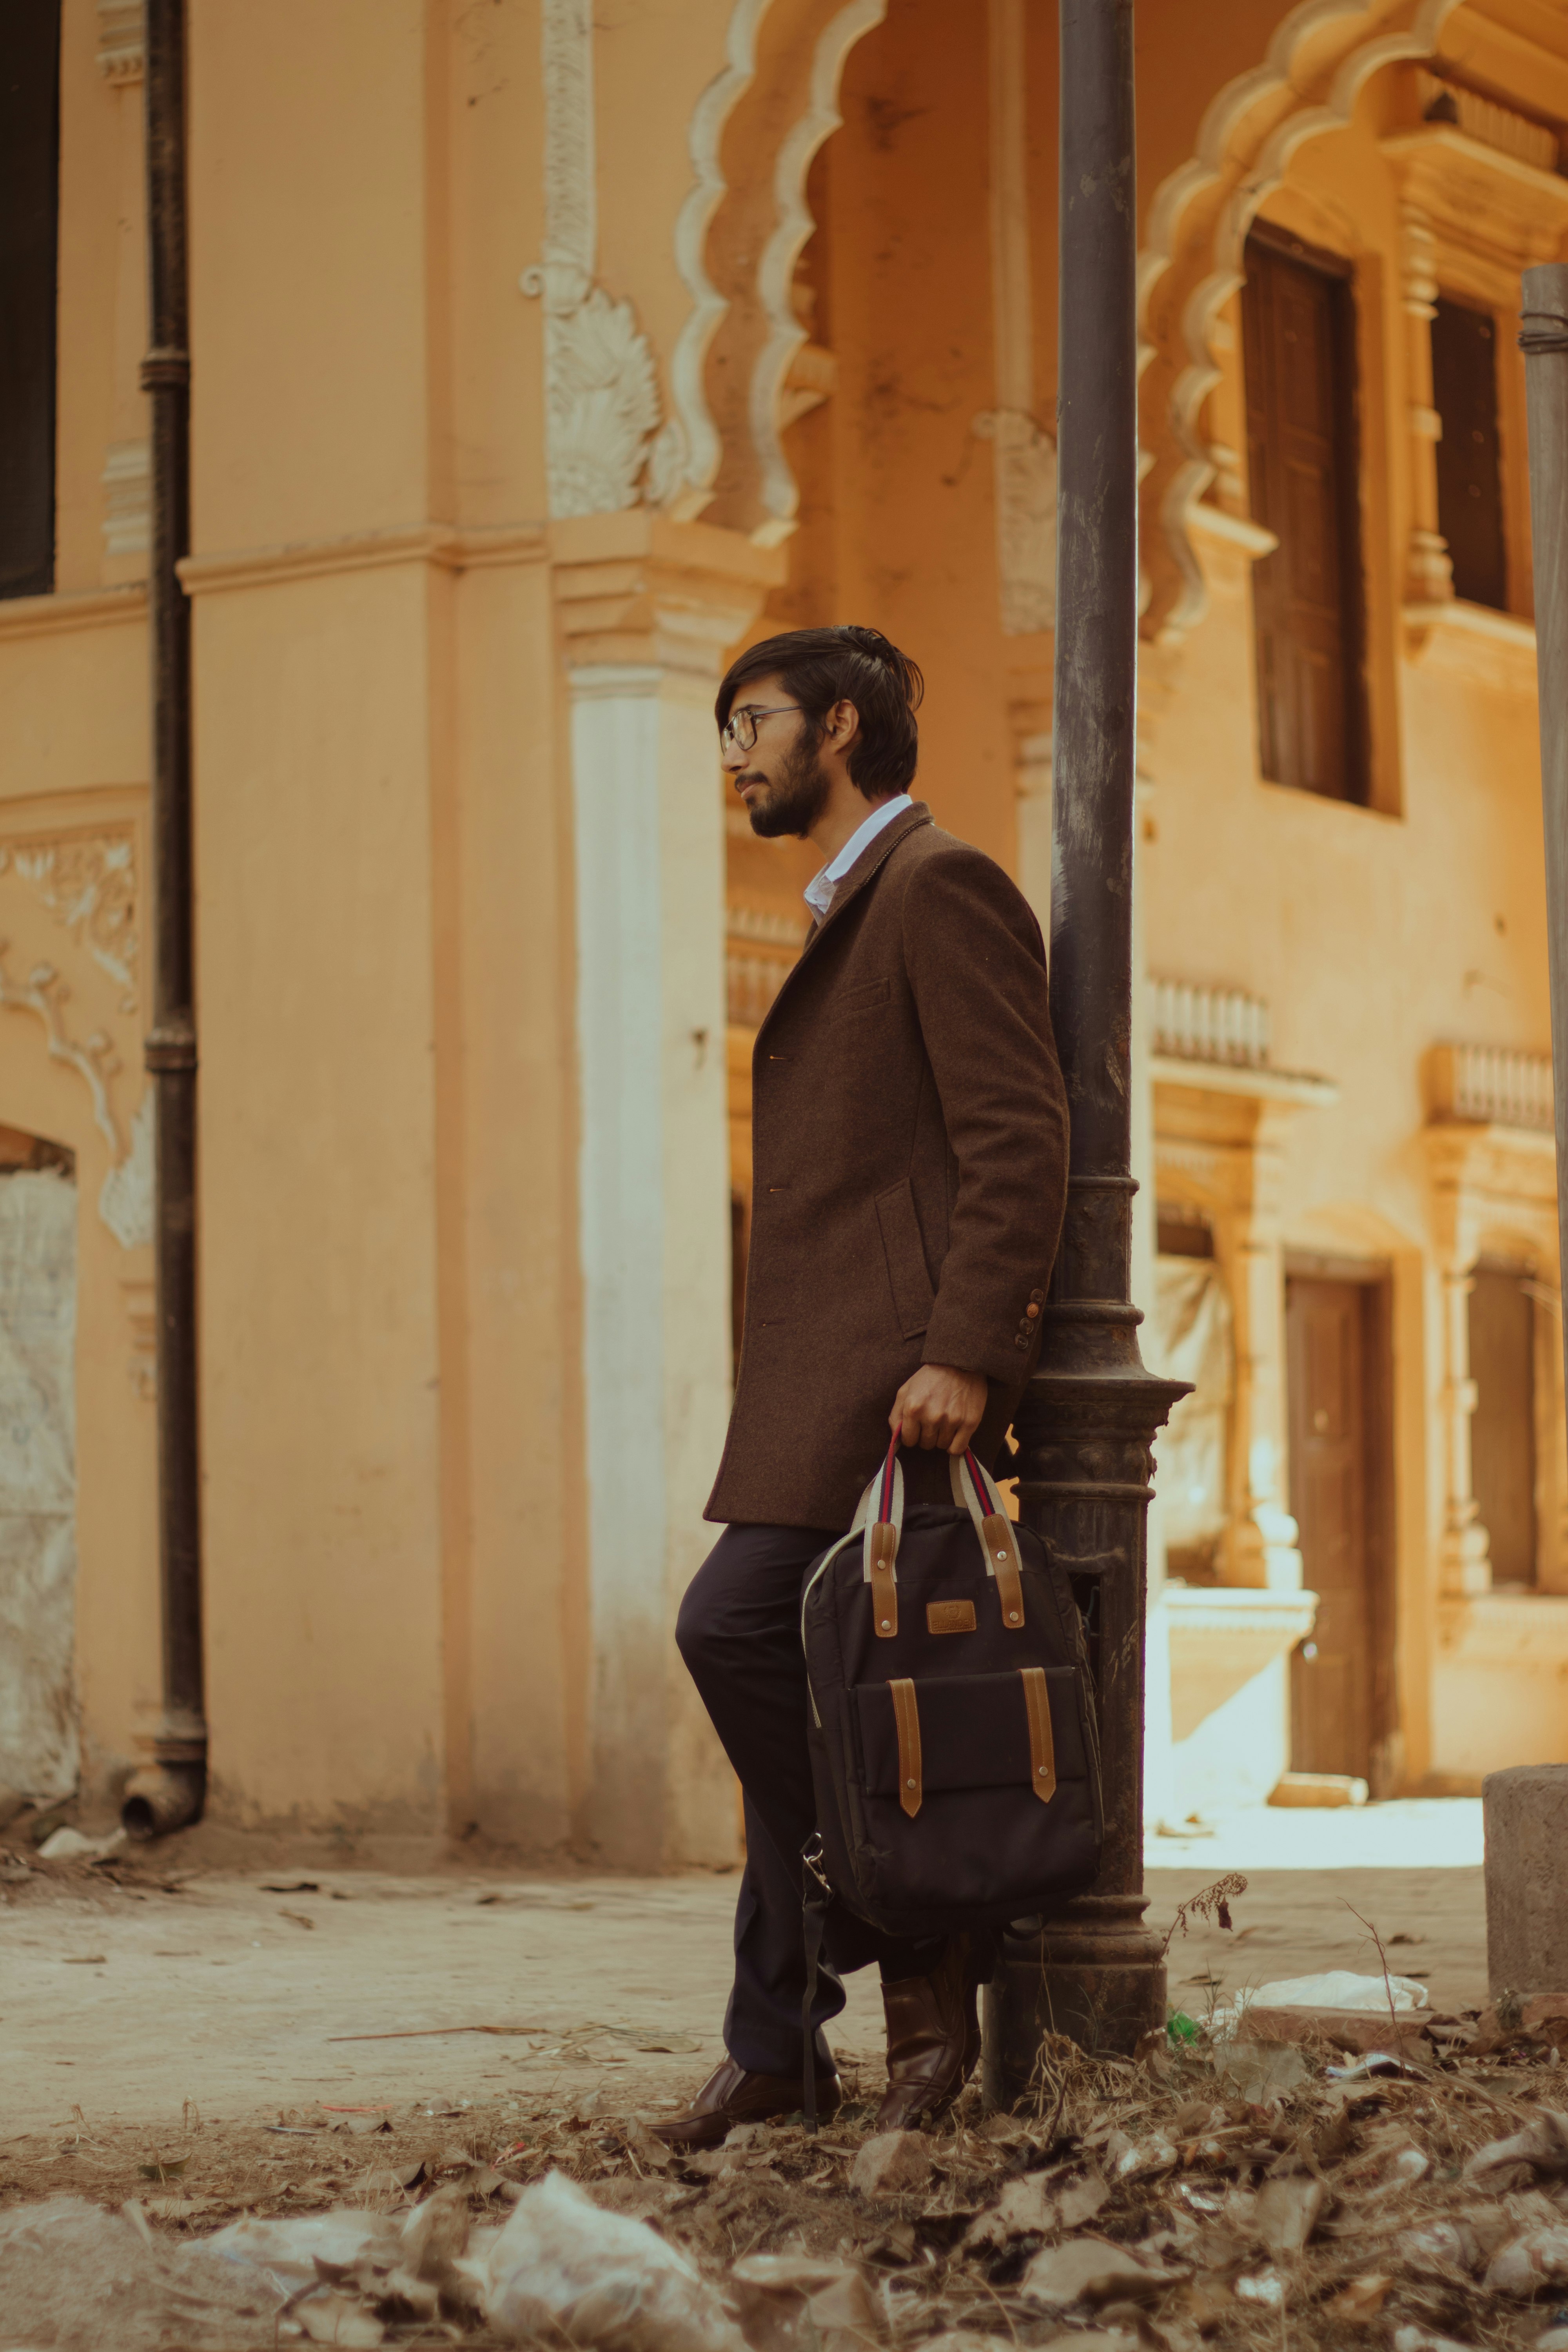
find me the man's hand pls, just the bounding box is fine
[889,1363,988,1454]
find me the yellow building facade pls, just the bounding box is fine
[2,0,1566,1860]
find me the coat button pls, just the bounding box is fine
[1025,1302,1040,1319]
[1014,1334,1029,1350]
[1030,1289,1046,1304]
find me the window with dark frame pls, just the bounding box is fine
[1431,294,1508,612]
[0,0,62,601]
[1242,230,1369,805]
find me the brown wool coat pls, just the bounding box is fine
[706,800,1070,1532]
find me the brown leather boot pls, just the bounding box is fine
[651,2055,841,2151]
[875,1935,982,2131]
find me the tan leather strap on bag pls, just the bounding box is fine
[982,1511,1025,1628]
[1020,1665,1056,1803]
[869,1520,899,1639]
[948,1452,1027,1630]
[890,1678,922,1817]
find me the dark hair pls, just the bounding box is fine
[715,625,924,796]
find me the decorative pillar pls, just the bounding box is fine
[1217,1105,1303,1591]
[552,512,783,1867]
[1425,1133,1490,1597]
[988,0,1188,2087]
[1010,702,1053,919]
[1398,201,1453,606]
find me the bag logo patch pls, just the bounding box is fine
[925,1599,977,1635]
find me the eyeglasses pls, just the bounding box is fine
[720,703,801,754]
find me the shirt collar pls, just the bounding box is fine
[803,794,914,918]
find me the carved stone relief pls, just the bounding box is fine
[0,832,138,1012]
[522,0,682,519]
[0,825,147,1247]
[975,411,1058,636]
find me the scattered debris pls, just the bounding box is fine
[849,2128,931,2197]
[38,1827,126,1864]
[483,2170,745,2348]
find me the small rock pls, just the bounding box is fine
[850,2130,931,2198]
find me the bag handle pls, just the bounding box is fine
[949,1447,1027,1630]
[848,1437,1025,1634]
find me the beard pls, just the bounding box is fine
[743,730,831,838]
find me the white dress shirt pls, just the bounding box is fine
[802,793,913,920]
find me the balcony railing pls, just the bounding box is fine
[1431,1042,1555,1133]
[726,904,802,1030]
[1149,978,1271,1069]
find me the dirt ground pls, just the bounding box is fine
[1,1837,1484,2178]
[0,1813,1512,2352]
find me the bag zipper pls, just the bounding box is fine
[800,1532,858,1727]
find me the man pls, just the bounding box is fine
[657,624,1069,2150]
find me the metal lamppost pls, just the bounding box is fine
[985,0,1188,2089]
[1521,266,1568,1425]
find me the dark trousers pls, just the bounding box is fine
[676,1522,943,2077]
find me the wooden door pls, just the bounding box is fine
[1243,231,1367,802]
[1286,1274,1385,1777]
[1469,1262,1537,1586]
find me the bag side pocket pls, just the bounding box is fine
[874,1178,936,1340]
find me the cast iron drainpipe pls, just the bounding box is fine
[121,0,205,1838]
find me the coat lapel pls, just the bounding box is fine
[754,801,933,1047]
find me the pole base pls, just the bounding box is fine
[984,1895,1166,2103]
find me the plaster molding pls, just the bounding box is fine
[0,951,122,1167]
[0,585,146,643]
[99,1093,154,1251]
[96,0,143,81]
[974,414,1058,636]
[0,829,138,1014]
[669,0,775,505]
[750,0,889,537]
[978,0,1056,637]
[523,0,680,520]
[1184,501,1278,557]
[178,523,546,598]
[1152,1057,1339,1108]
[1137,0,1466,645]
[1403,598,1537,685]
[549,511,785,677]
[102,440,151,560]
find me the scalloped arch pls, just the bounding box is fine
[750,0,887,534]
[668,0,776,507]
[667,0,887,532]
[1137,0,1465,642]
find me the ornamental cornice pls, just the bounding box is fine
[550,512,785,676]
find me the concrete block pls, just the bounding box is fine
[1484,1764,1568,2000]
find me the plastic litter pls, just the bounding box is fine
[202,2210,403,2285]
[480,2169,747,2349]
[36,1826,127,1862]
[1210,1971,1428,2032]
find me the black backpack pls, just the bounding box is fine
[798,1440,1103,2113]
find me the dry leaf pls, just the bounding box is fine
[1325,2273,1392,2323]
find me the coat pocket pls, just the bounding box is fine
[875,1178,936,1340]
[833,975,891,1020]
